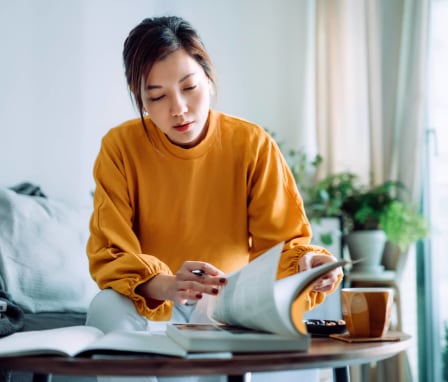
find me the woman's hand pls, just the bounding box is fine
[138,261,227,305]
[299,252,342,293]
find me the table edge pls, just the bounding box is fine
[0,334,413,377]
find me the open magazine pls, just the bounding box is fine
[166,242,348,351]
[0,242,347,357]
[210,241,346,335]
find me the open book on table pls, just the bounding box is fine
[0,326,204,358]
[0,242,347,357]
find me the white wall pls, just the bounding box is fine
[0,0,315,205]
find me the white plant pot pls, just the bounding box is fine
[345,230,387,273]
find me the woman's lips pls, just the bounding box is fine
[173,122,192,132]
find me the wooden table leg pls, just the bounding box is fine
[333,366,350,382]
[32,373,51,382]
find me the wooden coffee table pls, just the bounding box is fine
[0,333,411,382]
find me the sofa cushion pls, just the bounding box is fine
[0,188,99,313]
[23,312,86,331]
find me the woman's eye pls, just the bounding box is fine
[149,95,165,102]
[184,85,197,91]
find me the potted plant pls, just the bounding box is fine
[305,172,358,220]
[282,150,346,249]
[268,131,429,268]
[317,175,429,272]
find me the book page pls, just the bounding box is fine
[210,242,297,335]
[273,259,348,333]
[80,330,187,357]
[210,242,348,336]
[0,325,103,357]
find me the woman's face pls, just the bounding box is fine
[141,49,211,148]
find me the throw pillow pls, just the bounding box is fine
[0,188,99,313]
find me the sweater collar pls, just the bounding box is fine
[149,109,219,159]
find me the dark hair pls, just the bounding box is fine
[123,16,216,121]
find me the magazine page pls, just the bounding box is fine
[273,259,349,334]
[210,242,298,335]
[0,325,103,357]
[210,242,349,336]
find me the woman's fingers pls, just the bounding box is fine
[311,271,339,292]
[299,252,342,293]
[172,261,227,303]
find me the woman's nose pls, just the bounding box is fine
[170,93,188,116]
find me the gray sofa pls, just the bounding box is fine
[0,185,344,382]
[0,186,98,381]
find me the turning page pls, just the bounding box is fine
[209,242,348,336]
[210,242,296,334]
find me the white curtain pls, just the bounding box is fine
[381,0,430,202]
[313,1,430,381]
[314,0,430,203]
[315,0,380,184]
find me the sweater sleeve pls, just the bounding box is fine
[246,135,342,311]
[87,133,173,320]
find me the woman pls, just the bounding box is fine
[86,16,342,381]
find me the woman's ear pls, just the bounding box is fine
[208,78,217,107]
[208,79,215,96]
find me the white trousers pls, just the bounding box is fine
[86,289,318,382]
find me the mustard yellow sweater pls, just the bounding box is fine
[87,109,336,320]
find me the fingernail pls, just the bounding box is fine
[219,278,227,284]
[196,294,203,299]
[212,288,219,295]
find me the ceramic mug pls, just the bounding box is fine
[341,287,394,338]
